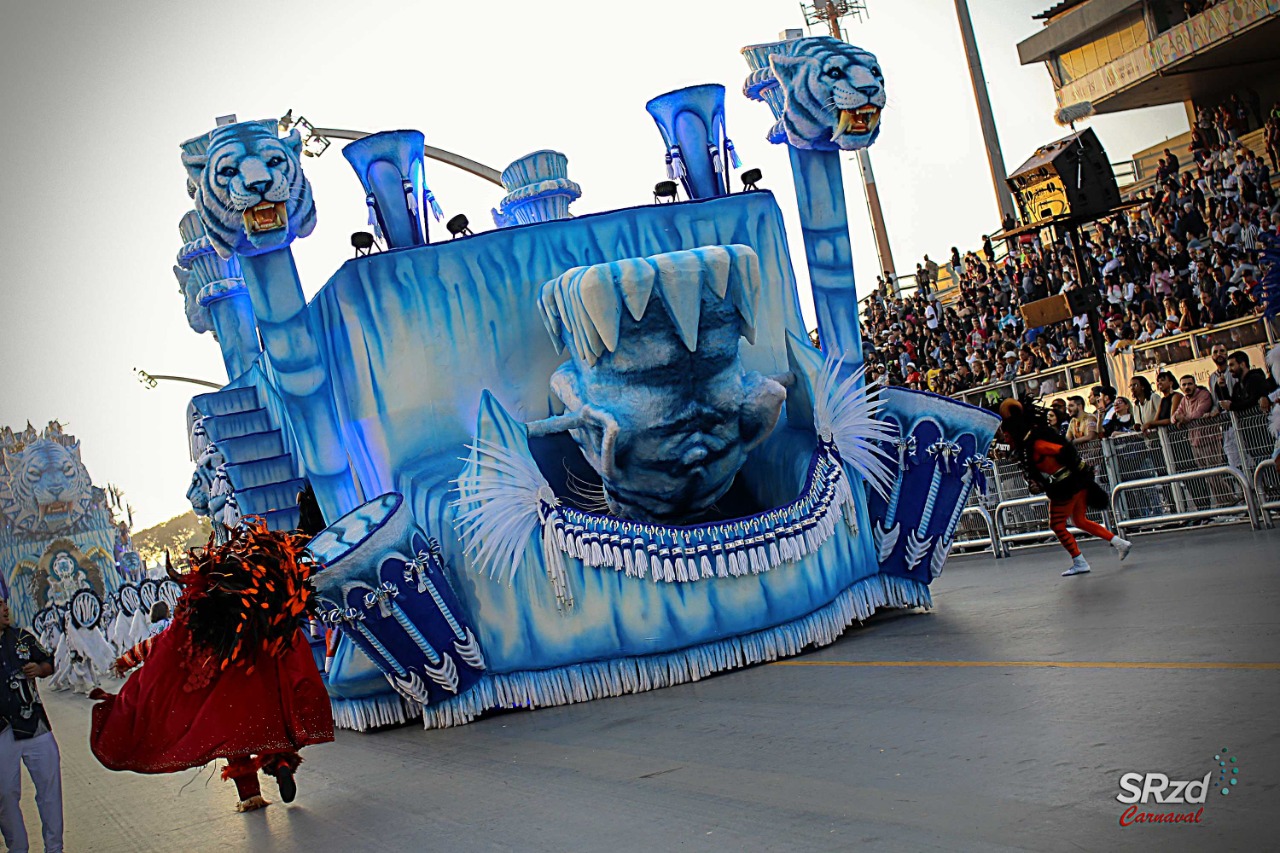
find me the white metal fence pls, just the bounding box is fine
[947,408,1275,559]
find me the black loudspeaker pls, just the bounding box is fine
[1006,128,1120,226]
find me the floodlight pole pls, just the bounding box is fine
[304,126,505,188]
[134,369,223,390]
[953,0,1017,224]
[804,1,897,281]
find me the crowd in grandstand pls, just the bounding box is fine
[858,104,1280,404]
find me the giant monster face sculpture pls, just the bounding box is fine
[539,245,785,522]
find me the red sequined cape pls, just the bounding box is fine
[89,614,334,773]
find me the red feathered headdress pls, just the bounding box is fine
[171,518,320,671]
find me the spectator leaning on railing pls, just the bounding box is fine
[1066,395,1097,444]
[1216,349,1280,473]
[1095,386,1121,437]
[1266,342,1280,472]
[1129,375,1162,428]
[1173,374,1222,511]
[1144,371,1183,433]
[1217,350,1275,415]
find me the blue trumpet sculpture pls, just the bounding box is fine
[646,84,740,200]
[343,129,443,247]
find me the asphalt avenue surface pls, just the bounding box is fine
[24,526,1280,852]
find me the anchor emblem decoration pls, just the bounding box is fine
[905,439,962,572]
[399,542,485,670]
[873,432,916,561]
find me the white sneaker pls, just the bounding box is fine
[1111,536,1132,561]
[1062,555,1092,576]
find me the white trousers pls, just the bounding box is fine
[0,728,63,853]
[1223,425,1244,474]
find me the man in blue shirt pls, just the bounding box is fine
[0,597,62,853]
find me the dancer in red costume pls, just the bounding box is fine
[89,519,334,812]
[999,399,1132,576]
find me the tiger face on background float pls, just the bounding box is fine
[181,120,316,259]
[769,36,885,152]
[0,439,96,534]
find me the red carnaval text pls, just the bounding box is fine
[1119,806,1205,827]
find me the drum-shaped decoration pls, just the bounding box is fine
[307,492,485,708]
[158,580,182,611]
[117,583,140,617]
[70,589,103,630]
[139,580,159,613]
[32,607,54,636]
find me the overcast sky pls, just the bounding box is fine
[0,0,1185,529]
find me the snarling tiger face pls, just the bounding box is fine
[182,120,316,259]
[770,36,886,152]
[0,440,95,534]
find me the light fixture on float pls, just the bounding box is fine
[351,231,376,258]
[653,180,679,203]
[741,168,763,191]
[277,110,332,158]
[447,214,473,239]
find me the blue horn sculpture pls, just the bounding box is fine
[343,130,441,248]
[645,84,739,200]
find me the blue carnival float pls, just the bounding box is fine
[173,34,998,731]
[0,421,138,631]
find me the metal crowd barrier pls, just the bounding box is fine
[1112,467,1258,531]
[993,494,1114,549]
[942,407,1275,560]
[1254,458,1280,528]
[950,499,1002,558]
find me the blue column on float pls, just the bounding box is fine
[790,147,862,366]
[177,210,261,381]
[741,36,865,369]
[237,249,360,521]
[493,150,582,227]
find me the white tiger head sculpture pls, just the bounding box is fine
[0,439,95,534]
[770,36,885,152]
[182,120,316,259]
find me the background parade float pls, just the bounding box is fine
[159,33,999,731]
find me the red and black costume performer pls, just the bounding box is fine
[89,520,333,811]
[1001,399,1113,558]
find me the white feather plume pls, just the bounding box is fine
[453,437,555,584]
[812,357,900,499]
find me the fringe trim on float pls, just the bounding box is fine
[548,443,858,585]
[418,573,931,730]
[330,692,421,732]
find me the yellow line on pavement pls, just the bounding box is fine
[771,660,1280,671]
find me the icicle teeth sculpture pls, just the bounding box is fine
[168,34,998,732]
